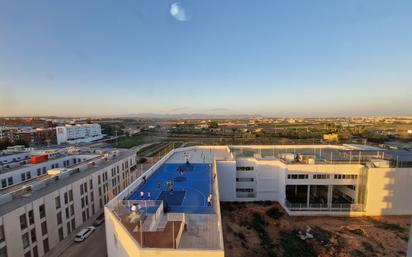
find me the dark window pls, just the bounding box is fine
[28,210,34,225]
[66,222,71,234]
[69,190,73,201]
[43,238,49,253]
[41,222,47,236]
[0,225,5,243]
[80,184,84,195]
[70,204,74,216]
[1,179,6,188]
[64,192,68,204]
[20,214,28,230]
[37,169,41,176]
[0,246,6,257]
[24,251,31,257]
[32,246,38,257]
[21,173,26,181]
[26,172,31,180]
[89,179,93,190]
[7,177,13,186]
[39,205,45,219]
[65,207,69,219]
[22,232,30,248]
[84,182,87,192]
[55,196,61,209]
[58,227,64,241]
[30,228,36,243]
[57,212,62,225]
[71,218,75,231]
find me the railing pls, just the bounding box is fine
[285,200,363,212]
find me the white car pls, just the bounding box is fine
[74,226,95,242]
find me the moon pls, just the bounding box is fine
[170,2,189,22]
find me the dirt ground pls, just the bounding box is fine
[221,202,411,257]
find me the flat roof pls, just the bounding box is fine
[0,149,135,216]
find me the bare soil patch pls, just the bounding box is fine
[221,202,410,257]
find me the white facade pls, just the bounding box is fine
[56,124,103,145]
[106,145,412,257]
[0,148,137,257]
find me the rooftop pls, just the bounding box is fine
[0,148,135,216]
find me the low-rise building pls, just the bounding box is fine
[0,147,137,257]
[56,124,103,145]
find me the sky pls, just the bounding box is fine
[0,0,411,117]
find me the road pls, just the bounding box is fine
[60,224,107,257]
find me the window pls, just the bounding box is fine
[236,188,254,192]
[70,204,74,216]
[22,232,30,249]
[28,210,34,225]
[65,207,69,219]
[37,168,41,176]
[236,166,254,171]
[20,214,28,230]
[41,221,47,236]
[0,246,6,257]
[1,179,7,188]
[80,184,84,195]
[24,251,31,257]
[98,175,101,185]
[84,182,88,192]
[69,190,73,201]
[81,198,85,208]
[7,177,13,186]
[39,205,45,219]
[43,238,49,253]
[57,212,62,225]
[42,167,46,174]
[90,193,94,202]
[82,211,86,223]
[71,218,75,231]
[66,222,71,234]
[21,173,26,181]
[64,192,68,204]
[89,179,93,190]
[0,225,5,243]
[32,246,38,257]
[26,172,31,180]
[30,228,36,243]
[55,196,61,209]
[58,227,64,241]
[236,178,254,182]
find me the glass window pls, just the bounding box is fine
[32,246,38,257]
[39,205,45,219]
[41,221,47,236]
[20,214,27,230]
[22,232,30,249]
[24,251,31,257]
[57,212,62,225]
[69,190,73,201]
[28,210,34,225]
[30,228,36,243]
[55,196,61,209]
[58,227,64,241]
[0,225,5,243]
[0,246,7,257]
[43,238,49,253]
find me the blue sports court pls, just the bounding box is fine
[128,163,215,214]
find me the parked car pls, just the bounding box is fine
[74,226,95,242]
[93,213,105,226]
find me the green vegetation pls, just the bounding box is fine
[110,135,145,148]
[251,213,277,257]
[279,230,316,257]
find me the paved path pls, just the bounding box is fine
[59,224,107,257]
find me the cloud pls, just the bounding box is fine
[170,2,189,22]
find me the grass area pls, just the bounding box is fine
[108,135,147,148]
[279,231,316,257]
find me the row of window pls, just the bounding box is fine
[287,174,358,180]
[236,166,254,171]
[236,188,254,192]
[236,177,254,182]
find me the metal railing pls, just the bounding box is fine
[285,200,363,212]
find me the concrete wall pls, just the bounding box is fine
[365,167,412,215]
[216,161,236,201]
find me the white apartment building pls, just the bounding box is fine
[105,145,412,257]
[56,124,103,145]
[0,147,138,257]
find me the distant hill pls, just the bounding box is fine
[103,113,263,119]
